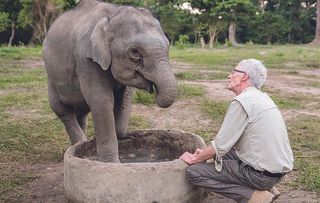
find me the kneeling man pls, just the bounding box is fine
[180,59,293,203]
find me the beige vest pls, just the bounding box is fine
[233,87,294,173]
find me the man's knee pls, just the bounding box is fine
[186,164,203,183]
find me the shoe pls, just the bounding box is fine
[248,190,275,203]
[269,187,281,200]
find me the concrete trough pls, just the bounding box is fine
[64,129,206,203]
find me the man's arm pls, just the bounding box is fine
[211,101,248,157]
[179,101,248,165]
[179,145,215,165]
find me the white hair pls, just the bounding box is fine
[237,59,267,89]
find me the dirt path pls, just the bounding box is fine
[17,60,320,202]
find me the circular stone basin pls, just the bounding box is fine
[64,129,206,203]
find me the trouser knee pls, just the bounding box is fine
[186,164,202,183]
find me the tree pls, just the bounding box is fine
[0,0,22,46]
[152,2,192,45]
[0,12,9,32]
[63,0,79,10]
[18,0,64,44]
[212,0,257,46]
[310,0,320,45]
[250,11,290,44]
[187,0,226,48]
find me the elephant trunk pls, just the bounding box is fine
[151,60,177,108]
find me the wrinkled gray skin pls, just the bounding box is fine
[42,0,177,162]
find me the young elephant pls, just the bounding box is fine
[42,0,177,162]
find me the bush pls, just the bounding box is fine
[176,34,189,49]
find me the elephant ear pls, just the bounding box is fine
[86,17,111,70]
[136,7,153,17]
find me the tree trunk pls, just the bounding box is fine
[200,36,206,49]
[8,21,15,47]
[310,0,320,45]
[209,25,218,49]
[259,0,266,13]
[228,22,238,47]
[170,34,174,46]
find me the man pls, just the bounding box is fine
[180,59,294,203]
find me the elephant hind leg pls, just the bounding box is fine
[76,106,90,135]
[114,86,134,138]
[48,85,87,145]
[60,112,87,145]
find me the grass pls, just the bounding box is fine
[293,159,320,192]
[307,81,320,88]
[132,90,155,106]
[128,114,152,130]
[177,83,206,98]
[133,83,206,105]
[287,115,320,192]
[170,45,320,70]
[175,71,228,80]
[200,99,229,138]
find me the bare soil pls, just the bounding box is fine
[16,60,320,202]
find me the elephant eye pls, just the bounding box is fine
[128,47,141,61]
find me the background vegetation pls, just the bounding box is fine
[0,0,319,47]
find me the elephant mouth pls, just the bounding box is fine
[146,81,156,94]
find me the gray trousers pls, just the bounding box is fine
[186,149,284,203]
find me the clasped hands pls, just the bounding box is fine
[179,148,204,165]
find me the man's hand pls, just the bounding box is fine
[179,151,195,165]
[179,146,215,165]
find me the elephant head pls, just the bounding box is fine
[86,7,177,108]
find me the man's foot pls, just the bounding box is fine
[269,187,281,200]
[248,190,275,203]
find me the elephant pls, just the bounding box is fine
[42,0,177,162]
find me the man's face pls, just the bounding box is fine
[227,66,247,92]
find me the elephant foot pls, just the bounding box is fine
[70,137,87,146]
[97,156,120,163]
[116,133,129,139]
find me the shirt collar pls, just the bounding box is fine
[240,86,257,94]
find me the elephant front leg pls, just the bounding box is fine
[91,98,120,163]
[114,86,134,138]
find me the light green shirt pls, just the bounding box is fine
[211,87,294,173]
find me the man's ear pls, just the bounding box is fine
[241,73,249,82]
[86,17,111,70]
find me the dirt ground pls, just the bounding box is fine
[16,60,320,202]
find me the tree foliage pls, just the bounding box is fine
[0,12,9,32]
[0,0,318,46]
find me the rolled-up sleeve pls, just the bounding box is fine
[211,100,248,171]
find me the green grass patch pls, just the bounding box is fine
[175,71,228,80]
[270,94,303,109]
[128,114,151,130]
[307,81,320,88]
[170,45,320,71]
[262,88,306,109]
[177,83,206,98]
[0,68,47,89]
[200,99,229,122]
[194,129,214,143]
[0,117,68,163]
[0,164,36,202]
[292,159,320,193]
[199,99,230,139]
[288,115,320,153]
[175,71,204,80]
[287,70,300,75]
[287,115,320,193]
[0,46,42,60]
[133,84,206,105]
[132,90,155,106]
